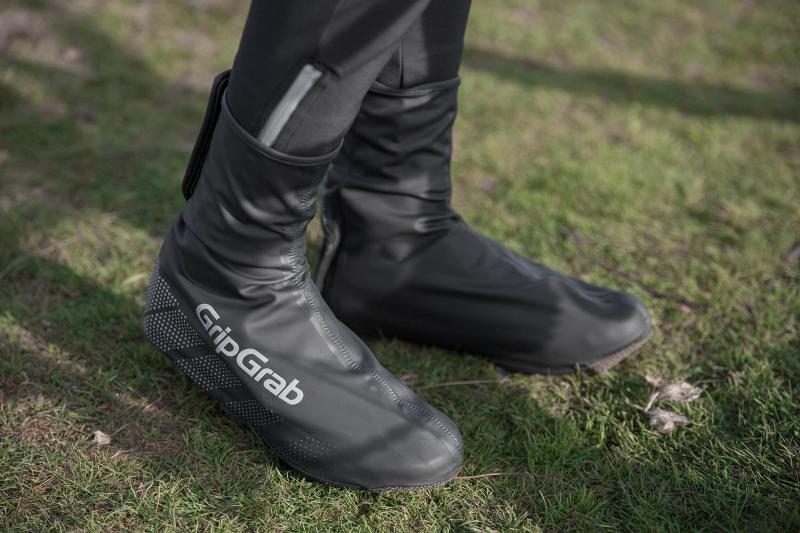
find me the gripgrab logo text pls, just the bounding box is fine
[196,303,303,406]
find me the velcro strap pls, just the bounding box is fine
[181,70,231,199]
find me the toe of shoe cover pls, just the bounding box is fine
[323,227,652,374]
[259,354,464,489]
[280,399,463,489]
[258,348,464,489]
[508,276,653,373]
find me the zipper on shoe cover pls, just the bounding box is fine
[258,64,322,148]
[315,182,343,293]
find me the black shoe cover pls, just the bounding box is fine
[316,78,652,374]
[143,72,462,490]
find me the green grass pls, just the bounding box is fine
[1,0,798,530]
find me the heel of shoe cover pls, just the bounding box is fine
[142,257,282,430]
[141,259,353,482]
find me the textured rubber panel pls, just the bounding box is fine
[144,263,179,311]
[275,434,334,466]
[174,353,243,391]
[143,264,205,353]
[142,309,205,353]
[222,399,283,426]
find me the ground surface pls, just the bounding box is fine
[1,0,798,531]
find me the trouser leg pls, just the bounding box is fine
[225,0,435,156]
[376,0,472,89]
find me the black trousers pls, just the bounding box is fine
[226,0,472,156]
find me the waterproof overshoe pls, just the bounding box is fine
[316,78,652,374]
[142,72,462,490]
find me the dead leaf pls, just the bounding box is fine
[122,272,148,286]
[647,408,689,433]
[785,242,800,264]
[644,376,703,403]
[477,175,499,193]
[92,430,111,446]
[399,373,418,386]
[659,381,703,403]
[643,391,660,412]
[62,46,82,63]
[645,374,664,388]
[641,377,702,433]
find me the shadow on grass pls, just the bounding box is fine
[0,256,225,430]
[463,46,800,123]
[1,1,206,239]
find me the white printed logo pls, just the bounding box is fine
[196,303,303,406]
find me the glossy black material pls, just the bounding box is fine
[144,73,462,490]
[317,79,652,374]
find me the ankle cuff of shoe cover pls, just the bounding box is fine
[369,76,460,97]
[182,70,342,200]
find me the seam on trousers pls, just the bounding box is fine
[398,40,405,87]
